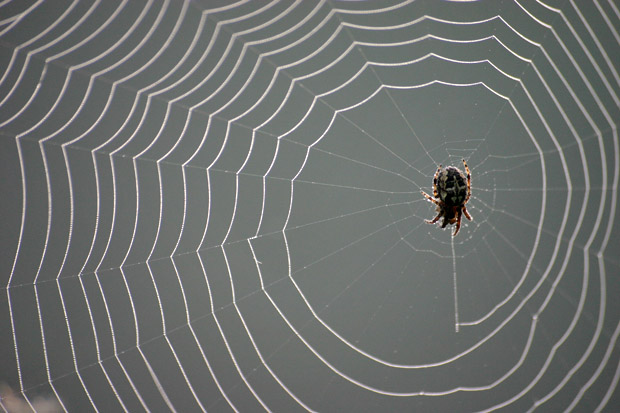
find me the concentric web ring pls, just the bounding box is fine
[1,0,619,411]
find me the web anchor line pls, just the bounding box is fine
[452,236,460,333]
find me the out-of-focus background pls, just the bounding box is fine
[1,1,619,411]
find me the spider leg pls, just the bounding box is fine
[453,210,462,236]
[441,215,449,228]
[426,211,442,225]
[463,206,472,221]
[433,164,442,198]
[421,190,441,206]
[463,159,471,204]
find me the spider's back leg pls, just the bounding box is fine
[421,190,441,206]
[463,159,471,204]
[433,165,442,198]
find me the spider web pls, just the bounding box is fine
[1,0,620,411]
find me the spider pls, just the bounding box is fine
[421,159,472,236]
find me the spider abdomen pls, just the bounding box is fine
[437,166,468,207]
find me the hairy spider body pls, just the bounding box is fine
[421,159,472,236]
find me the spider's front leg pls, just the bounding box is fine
[463,206,472,221]
[426,210,443,225]
[452,210,462,236]
[421,190,444,225]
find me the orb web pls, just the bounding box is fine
[1,0,619,412]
